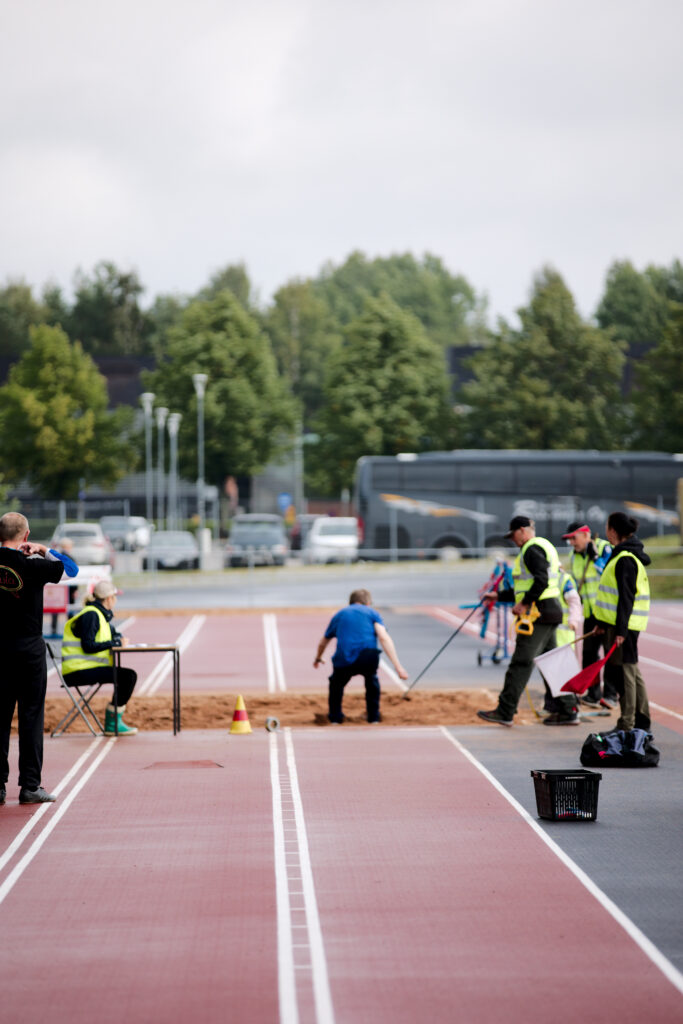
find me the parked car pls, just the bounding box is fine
[225,514,288,567]
[142,530,200,570]
[289,514,324,552]
[100,515,152,551]
[51,523,115,566]
[303,517,359,564]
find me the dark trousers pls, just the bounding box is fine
[65,667,137,707]
[601,626,650,731]
[0,646,48,791]
[583,614,618,702]
[328,649,381,723]
[497,623,575,720]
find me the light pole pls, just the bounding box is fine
[167,413,182,531]
[192,373,208,562]
[140,392,155,522]
[156,406,169,531]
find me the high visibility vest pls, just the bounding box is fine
[62,605,113,676]
[594,552,650,632]
[513,537,560,605]
[570,538,610,616]
[556,569,576,646]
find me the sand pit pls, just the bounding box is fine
[41,689,548,733]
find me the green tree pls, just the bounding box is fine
[312,251,480,349]
[0,324,135,498]
[631,307,683,451]
[0,280,48,359]
[67,261,152,355]
[263,280,341,425]
[196,263,255,310]
[308,294,456,495]
[460,267,626,449]
[143,291,296,485]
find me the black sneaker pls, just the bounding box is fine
[580,696,601,708]
[476,709,513,727]
[543,713,579,727]
[19,787,57,804]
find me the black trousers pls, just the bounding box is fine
[583,614,618,702]
[65,667,137,707]
[0,645,48,791]
[328,649,381,723]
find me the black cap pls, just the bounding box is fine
[562,521,590,539]
[504,515,533,539]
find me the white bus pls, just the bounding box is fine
[353,450,682,557]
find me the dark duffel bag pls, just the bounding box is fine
[580,729,659,768]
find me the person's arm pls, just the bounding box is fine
[20,542,65,583]
[374,623,409,680]
[313,636,331,668]
[515,543,548,611]
[77,610,116,654]
[48,548,79,578]
[565,585,582,634]
[614,557,637,642]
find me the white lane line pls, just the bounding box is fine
[0,739,116,907]
[379,657,407,692]
[432,606,501,646]
[270,732,298,1024]
[283,729,334,1024]
[642,632,683,651]
[271,615,287,693]
[264,614,276,693]
[439,726,683,998]
[650,701,683,723]
[640,655,683,677]
[137,615,206,695]
[0,737,105,875]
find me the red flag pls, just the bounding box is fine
[560,642,618,694]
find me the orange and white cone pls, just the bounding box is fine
[229,695,252,735]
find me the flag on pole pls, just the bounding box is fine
[533,642,580,697]
[559,643,618,695]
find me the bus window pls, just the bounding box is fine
[633,465,673,501]
[371,464,401,489]
[578,463,630,498]
[460,463,515,493]
[517,463,573,494]
[403,463,457,492]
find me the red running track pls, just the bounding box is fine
[0,727,681,1023]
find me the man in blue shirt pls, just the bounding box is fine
[313,588,408,723]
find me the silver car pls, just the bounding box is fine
[142,531,200,570]
[51,523,114,566]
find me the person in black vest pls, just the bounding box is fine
[0,512,69,805]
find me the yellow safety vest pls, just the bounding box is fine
[62,604,113,676]
[556,569,576,646]
[513,537,560,605]
[570,538,610,616]
[594,552,650,632]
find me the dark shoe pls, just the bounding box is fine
[599,697,617,710]
[580,696,600,708]
[328,716,344,725]
[19,787,57,804]
[477,709,513,727]
[543,713,579,726]
[0,786,5,805]
[367,714,382,724]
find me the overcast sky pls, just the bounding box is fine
[1,0,681,324]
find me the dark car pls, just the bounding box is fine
[225,514,288,567]
[289,514,324,552]
[142,530,200,570]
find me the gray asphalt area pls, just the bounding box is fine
[446,719,683,976]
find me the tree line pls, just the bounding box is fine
[0,252,681,500]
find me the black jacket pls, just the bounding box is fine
[70,601,122,654]
[606,537,651,637]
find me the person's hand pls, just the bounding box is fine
[586,540,597,560]
[119,636,130,648]
[396,665,409,681]
[313,657,324,668]
[512,602,529,617]
[482,590,498,601]
[614,635,625,648]
[594,626,605,635]
[20,542,46,556]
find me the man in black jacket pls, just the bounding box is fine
[477,515,578,727]
[0,512,66,805]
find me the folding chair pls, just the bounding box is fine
[47,642,105,737]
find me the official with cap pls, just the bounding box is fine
[562,521,615,707]
[477,515,578,727]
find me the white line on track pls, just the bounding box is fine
[640,655,683,677]
[270,730,334,1024]
[137,615,206,695]
[650,701,683,723]
[0,739,116,908]
[440,726,683,998]
[0,737,105,876]
[643,632,683,651]
[263,614,286,692]
[432,606,501,646]
[379,656,407,691]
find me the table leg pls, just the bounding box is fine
[113,652,119,736]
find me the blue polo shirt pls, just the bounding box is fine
[325,603,384,667]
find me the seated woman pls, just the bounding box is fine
[61,579,138,736]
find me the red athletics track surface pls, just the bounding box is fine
[1,727,681,1023]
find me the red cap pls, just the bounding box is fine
[562,523,591,539]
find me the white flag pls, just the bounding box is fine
[533,642,580,697]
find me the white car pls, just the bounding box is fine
[303,517,359,564]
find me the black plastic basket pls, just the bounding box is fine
[530,769,601,821]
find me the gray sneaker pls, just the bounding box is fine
[476,709,514,727]
[19,787,57,804]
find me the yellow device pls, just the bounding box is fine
[515,602,540,635]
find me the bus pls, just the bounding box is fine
[353,450,682,557]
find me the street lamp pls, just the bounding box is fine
[140,392,155,522]
[156,406,169,530]
[192,373,209,562]
[167,412,182,531]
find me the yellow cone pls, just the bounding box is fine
[229,694,252,735]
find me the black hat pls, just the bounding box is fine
[504,515,533,539]
[562,521,590,539]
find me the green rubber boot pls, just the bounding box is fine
[104,704,138,736]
